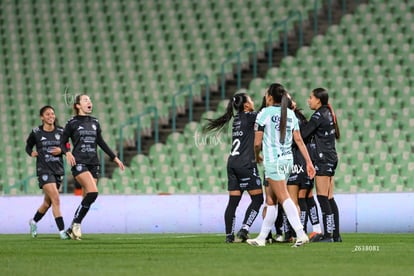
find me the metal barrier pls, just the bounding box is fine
[314,0,360,34]
[267,10,303,68]
[118,105,159,161]
[171,74,210,132]
[220,41,257,99]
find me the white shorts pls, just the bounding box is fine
[264,159,293,181]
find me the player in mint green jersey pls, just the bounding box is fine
[246,83,315,247]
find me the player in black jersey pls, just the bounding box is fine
[61,94,124,240]
[301,88,341,242]
[203,92,263,243]
[26,105,69,240]
[286,96,323,242]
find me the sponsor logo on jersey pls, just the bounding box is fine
[232,130,243,137]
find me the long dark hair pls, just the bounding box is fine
[267,83,289,144]
[312,87,340,140]
[203,92,248,133]
[39,105,59,127]
[73,94,86,115]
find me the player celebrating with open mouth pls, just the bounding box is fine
[61,94,124,240]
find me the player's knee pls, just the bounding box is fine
[81,192,98,208]
[251,193,264,208]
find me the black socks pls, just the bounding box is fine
[224,195,241,235]
[73,192,98,224]
[317,195,334,238]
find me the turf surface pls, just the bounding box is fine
[0,233,413,275]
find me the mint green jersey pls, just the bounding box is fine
[255,106,299,163]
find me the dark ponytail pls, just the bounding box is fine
[328,103,340,140]
[203,93,247,133]
[73,94,85,115]
[267,83,288,144]
[280,94,288,144]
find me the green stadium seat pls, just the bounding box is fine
[99,177,115,194]
[156,175,178,194]
[112,167,135,193]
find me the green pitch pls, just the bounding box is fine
[0,233,413,276]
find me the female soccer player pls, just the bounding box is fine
[301,87,341,242]
[203,92,263,243]
[246,83,315,247]
[61,94,124,240]
[287,96,323,242]
[26,105,69,240]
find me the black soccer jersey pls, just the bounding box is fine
[228,111,257,168]
[291,112,307,163]
[61,115,116,165]
[300,105,337,163]
[25,125,64,176]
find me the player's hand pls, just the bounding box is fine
[50,147,62,156]
[255,154,263,164]
[31,151,38,157]
[114,157,125,171]
[307,162,316,179]
[66,152,76,166]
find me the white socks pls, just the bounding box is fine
[283,198,306,238]
[256,205,278,241]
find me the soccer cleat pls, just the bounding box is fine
[333,236,343,242]
[235,229,249,242]
[265,234,277,244]
[309,232,323,242]
[225,234,235,243]
[59,231,70,240]
[319,236,334,242]
[292,234,309,247]
[66,228,81,240]
[72,223,82,238]
[275,234,285,243]
[274,234,294,243]
[29,219,37,238]
[246,238,266,247]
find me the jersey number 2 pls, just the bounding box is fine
[230,139,240,156]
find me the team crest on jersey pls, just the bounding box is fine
[271,115,281,129]
[42,174,49,181]
[76,164,83,171]
[92,124,97,130]
[55,133,61,140]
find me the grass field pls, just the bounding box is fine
[1,233,413,276]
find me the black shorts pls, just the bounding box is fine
[287,162,315,190]
[37,174,62,189]
[72,164,100,179]
[227,166,262,191]
[314,161,337,177]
